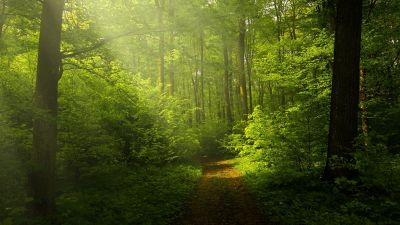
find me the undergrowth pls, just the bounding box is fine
[234,156,400,225]
[6,163,201,225]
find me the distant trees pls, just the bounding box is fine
[323,0,363,181]
[155,0,165,93]
[238,17,248,119]
[31,0,65,216]
[0,0,6,40]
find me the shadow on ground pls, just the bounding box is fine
[178,157,273,225]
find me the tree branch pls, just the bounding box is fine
[61,29,168,59]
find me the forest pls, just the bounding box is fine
[0,0,399,224]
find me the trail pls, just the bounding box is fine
[179,158,271,225]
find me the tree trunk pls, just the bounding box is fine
[31,0,65,216]
[223,40,233,125]
[267,81,274,111]
[323,0,362,181]
[290,0,297,40]
[208,81,212,118]
[238,18,248,119]
[258,80,265,108]
[273,0,286,109]
[246,24,255,113]
[319,0,336,33]
[168,35,174,96]
[200,30,206,121]
[228,47,234,120]
[168,0,175,96]
[155,0,165,93]
[0,0,6,42]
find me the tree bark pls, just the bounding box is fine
[168,0,175,96]
[155,0,165,93]
[0,0,7,42]
[31,0,65,216]
[228,47,234,120]
[200,30,206,121]
[223,40,233,126]
[238,18,248,119]
[323,0,362,181]
[246,23,255,113]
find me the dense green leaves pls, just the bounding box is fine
[1,0,400,224]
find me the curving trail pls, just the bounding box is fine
[179,158,272,225]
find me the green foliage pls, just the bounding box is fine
[235,157,400,225]
[1,0,400,224]
[198,120,229,156]
[7,164,201,225]
[225,30,333,173]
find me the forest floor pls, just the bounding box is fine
[179,157,272,225]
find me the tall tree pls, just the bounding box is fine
[31,0,65,216]
[238,17,248,118]
[323,0,363,181]
[168,0,175,96]
[223,39,233,125]
[200,30,206,121]
[155,0,165,93]
[245,20,255,113]
[0,0,6,40]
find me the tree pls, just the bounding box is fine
[200,30,206,121]
[0,0,6,40]
[155,0,165,93]
[223,39,233,125]
[238,17,248,118]
[30,0,65,216]
[323,0,363,181]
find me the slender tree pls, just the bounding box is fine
[323,0,363,181]
[31,0,65,216]
[155,0,165,93]
[200,30,206,121]
[0,0,6,40]
[168,0,175,96]
[245,21,255,113]
[238,17,248,118]
[223,39,233,125]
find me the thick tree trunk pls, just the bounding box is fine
[223,41,233,126]
[323,0,362,181]
[31,0,65,216]
[238,18,248,119]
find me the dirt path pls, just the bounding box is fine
[179,158,271,225]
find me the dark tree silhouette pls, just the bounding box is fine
[31,0,65,216]
[323,0,363,181]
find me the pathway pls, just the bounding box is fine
[179,158,271,225]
